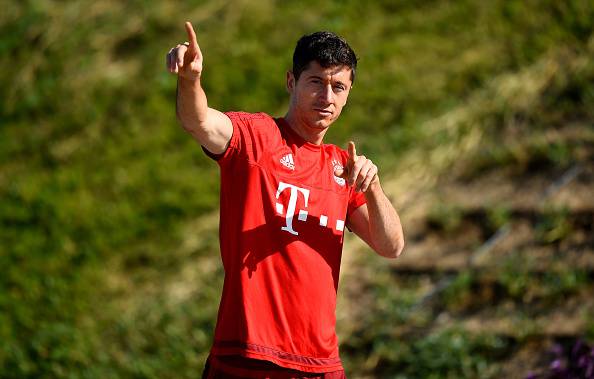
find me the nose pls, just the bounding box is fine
[320,84,333,105]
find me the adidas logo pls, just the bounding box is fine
[280,153,295,170]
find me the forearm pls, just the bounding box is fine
[176,77,209,133]
[364,179,404,258]
[176,77,231,153]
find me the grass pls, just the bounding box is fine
[1,0,593,377]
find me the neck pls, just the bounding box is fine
[283,110,327,145]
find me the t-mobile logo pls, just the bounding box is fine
[275,181,310,236]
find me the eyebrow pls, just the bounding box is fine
[307,75,348,87]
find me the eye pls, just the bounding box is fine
[334,84,346,92]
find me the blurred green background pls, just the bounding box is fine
[1,0,593,378]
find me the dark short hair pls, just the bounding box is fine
[292,31,358,84]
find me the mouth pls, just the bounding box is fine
[314,108,333,117]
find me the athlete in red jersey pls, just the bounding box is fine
[167,22,404,378]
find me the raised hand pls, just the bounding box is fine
[334,141,379,193]
[166,22,203,81]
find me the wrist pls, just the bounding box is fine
[178,75,202,88]
[364,177,382,197]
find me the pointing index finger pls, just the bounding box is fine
[185,22,198,47]
[184,22,202,58]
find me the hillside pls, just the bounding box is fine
[1,1,593,378]
[338,44,594,378]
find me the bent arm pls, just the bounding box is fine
[176,78,232,154]
[347,180,404,258]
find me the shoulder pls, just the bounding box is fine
[227,112,281,142]
[324,143,349,162]
[222,112,282,157]
[224,111,274,124]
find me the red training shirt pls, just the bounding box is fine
[204,112,366,373]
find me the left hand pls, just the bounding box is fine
[334,141,379,193]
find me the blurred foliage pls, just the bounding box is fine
[526,340,594,379]
[426,203,464,233]
[1,0,593,377]
[535,206,573,244]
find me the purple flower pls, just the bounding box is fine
[537,339,594,378]
[550,358,562,371]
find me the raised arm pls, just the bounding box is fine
[166,22,232,154]
[337,142,405,258]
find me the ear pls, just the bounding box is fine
[286,70,295,94]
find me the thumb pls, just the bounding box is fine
[347,141,357,163]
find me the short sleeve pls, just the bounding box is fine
[201,111,271,164]
[347,189,367,218]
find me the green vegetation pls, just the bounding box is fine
[2,0,593,377]
[535,206,572,244]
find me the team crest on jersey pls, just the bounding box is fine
[280,153,295,170]
[331,159,346,186]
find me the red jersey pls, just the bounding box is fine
[204,112,366,373]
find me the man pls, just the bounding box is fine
[166,22,404,378]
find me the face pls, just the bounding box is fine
[287,61,353,130]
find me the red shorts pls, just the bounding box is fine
[202,355,347,379]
